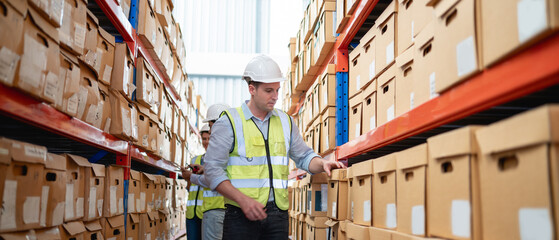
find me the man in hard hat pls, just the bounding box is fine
[182,103,230,240]
[203,55,346,240]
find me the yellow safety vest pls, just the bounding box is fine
[202,187,225,212]
[186,155,204,219]
[222,107,292,211]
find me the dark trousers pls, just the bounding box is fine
[187,216,203,240]
[223,202,289,240]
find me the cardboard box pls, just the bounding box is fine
[306,215,329,240]
[314,2,336,65]
[15,8,61,103]
[77,62,100,125]
[136,57,154,108]
[94,28,115,85]
[312,81,321,121]
[150,75,161,116]
[372,153,397,230]
[480,0,559,67]
[65,154,92,222]
[348,47,363,99]
[429,0,481,93]
[307,173,329,217]
[361,79,377,133]
[328,169,348,220]
[97,84,112,132]
[41,153,67,228]
[129,170,142,214]
[28,0,63,27]
[297,214,307,240]
[83,163,105,221]
[427,126,482,240]
[82,10,98,70]
[351,160,373,226]
[101,215,125,240]
[155,123,165,158]
[140,212,158,240]
[0,0,24,87]
[104,165,124,217]
[414,21,438,107]
[348,92,363,141]
[313,118,321,153]
[84,219,103,240]
[346,222,370,240]
[149,114,159,153]
[396,144,427,236]
[376,64,396,126]
[173,179,185,210]
[141,173,157,213]
[347,167,354,221]
[137,105,151,150]
[475,105,559,240]
[321,107,336,153]
[336,0,352,33]
[126,213,140,240]
[57,49,81,117]
[305,90,314,131]
[158,210,173,240]
[59,0,87,56]
[111,43,135,101]
[319,64,336,114]
[59,221,86,240]
[154,175,166,210]
[171,210,180,236]
[360,28,377,88]
[325,219,346,240]
[369,227,395,240]
[397,0,434,55]
[164,178,174,210]
[109,89,135,140]
[395,45,415,117]
[172,105,180,136]
[161,129,172,161]
[137,0,157,49]
[155,0,173,28]
[374,1,397,77]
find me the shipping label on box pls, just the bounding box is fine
[84,163,105,221]
[373,153,397,230]
[65,154,92,222]
[104,165,124,217]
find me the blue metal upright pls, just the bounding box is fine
[335,72,349,146]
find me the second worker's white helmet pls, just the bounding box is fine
[242,55,285,83]
[203,103,230,123]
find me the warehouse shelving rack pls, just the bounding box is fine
[289,0,559,178]
[0,0,192,238]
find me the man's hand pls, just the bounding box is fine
[238,195,267,221]
[180,167,193,181]
[309,157,346,175]
[322,159,346,176]
[190,164,204,174]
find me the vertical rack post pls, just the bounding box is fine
[335,48,349,146]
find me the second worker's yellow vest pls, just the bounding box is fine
[186,155,204,219]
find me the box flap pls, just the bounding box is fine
[98,27,115,46]
[376,1,396,28]
[91,163,106,177]
[396,44,415,69]
[107,215,125,228]
[0,231,36,240]
[298,214,306,221]
[27,7,59,43]
[60,48,79,66]
[330,169,347,181]
[349,92,363,108]
[415,21,435,50]
[98,83,110,96]
[377,64,396,87]
[129,213,140,224]
[324,219,339,227]
[306,216,329,228]
[369,227,393,239]
[5,138,47,164]
[373,153,397,173]
[321,106,336,119]
[86,9,99,25]
[147,211,159,221]
[62,221,87,236]
[476,105,559,155]
[427,126,482,159]
[352,159,373,177]
[340,220,348,232]
[84,220,102,231]
[397,144,428,170]
[143,172,157,182]
[66,154,92,167]
[138,104,151,116]
[4,0,27,16]
[46,153,66,170]
[130,170,141,181]
[35,227,61,240]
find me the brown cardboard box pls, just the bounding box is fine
[15,8,60,103]
[0,0,24,87]
[414,21,437,107]
[319,64,336,114]
[154,175,166,210]
[313,118,321,153]
[301,175,310,214]
[351,160,373,226]
[314,2,336,65]
[396,144,427,236]
[361,79,377,133]
[150,73,161,116]
[374,1,397,77]
[360,28,377,88]
[129,170,142,214]
[325,219,344,240]
[480,0,559,67]
[369,226,395,240]
[376,64,396,126]
[346,222,370,240]
[137,105,151,150]
[307,173,329,217]
[289,37,297,62]
[84,219,103,240]
[328,169,348,220]
[172,105,180,136]
[305,90,314,131]
[155,123,165,158]
[81,10,98,70]
[28,0,63,27]
[321,107,336,153]
[41,153,66,228]
[348,47,363,99]
[161,129,172,161]
[109,89,135,140]
[306,216,329,240]
[57,49,81,117]
[94,28,115,85]
[152,17,165,63]
[126,213,140,240]
[136,57,155,108]
[397,0,434,55]
[104,165,124,217]
[312,81,321,121]
[155,0,172,27]
[427,126,482,240]
[179,111,186,141]
[306,130,314,149]
[111,43,135,101]
[336,0,351,33]
[173,179,184,210]
[149,114,159,153]
[59,0,87,56]
[59,221,86,240]
[141,172,157,213]
[158,210,173,240]
[346,167,354,221]
[395,45,416,117]
[77,62,100,125]
[297,214,307,240]
[475,105,559,240]
[101,215,125,240]
[164,177,174,210]
[348,92,363,141]
[372,153,397,230]
[97,84,112,132]
[171,210,180,236]
[140,212,159,240]
[392,231,446,240]
[83,163,105,221]
[429,0,481,93]
[65,154,91,222]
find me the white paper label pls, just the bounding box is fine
[369,60,376,80]
[386,41,395,64]
[517,0,547,43]
[356,75,361,90]
[97,200,103,217]
[140,192,146,212]
[103,65,113,83]
[67,93,79,115]
[65,183,74,219]
[24,145,46,159]
[136,198,141,212]
[119,197,124,214]
[387,105,395,121]
[128,193,135,212]
[108,237,117,240]
[122,107,131,135]
[412,205,425,235]
[23,196,40,224]
[76,197,84,218]
[0,180,17,230]
[429,72,439,99]
[74,23,86,49]
[370,116,376,130]
[40,186,49,227]
[0,148,8,156]
[76,86,88,119]
[89,187,97,218]
[355,123,360,138]
[321,184,328,212]
[332,202,337,218]
[456,36,477,77]
[52,202,64,226]
[518,208,552,240]
[451,200,471,238]
[110,186,117,214]
[363,200,371,222]
[386,203,397,228]
[146,233,151,240]
[0,47,20,85]
[324,130,330,150]
[411,20,415,41]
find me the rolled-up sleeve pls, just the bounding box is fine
[203,115,235,190]
[190,174,209,188]
[287,116,320,172]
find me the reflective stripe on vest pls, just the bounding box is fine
[222,107,291,210]
[202,187,225,212]
[186,155,204,219]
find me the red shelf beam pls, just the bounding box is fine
[337,33,559,159]
[138,39,182,103]
[94,0,136,43]
[130,145,181,173]
[0,84,129,154]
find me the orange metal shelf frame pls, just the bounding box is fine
[130,145,182,173]
[337,32,559,159]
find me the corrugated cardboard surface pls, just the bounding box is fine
[349,92,363,141]
[413,20,436,108]
[321,107,336,153]
[349,47,363,99]
[136,58,154,107]
[374,1,397,77]
[0,0,24,88]
[77,62,100,125]
[396,144,427,236]
[359,28,377,88]
[352,160,373,226]
[395,44,415,117]
[57,49,81,117]
[369,226,394,240]
[397,0,434,56]
[346,222,370,240]
[376,64,397,126]
[95,27,115,85]
[129,170,142,213]
[102,214,125,239]
[81,10,98,70]
[83,163,105,221]
[319,64,336,114]
[111,43,135,101]
[372,153,397,230]
[347,167,354,221]
[362,79,377,133]
[64,154,90,222]
[104,165,124,217]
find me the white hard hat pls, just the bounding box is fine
[242,55,285,83]
[203,103,230,123]
[200,124,210,133]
